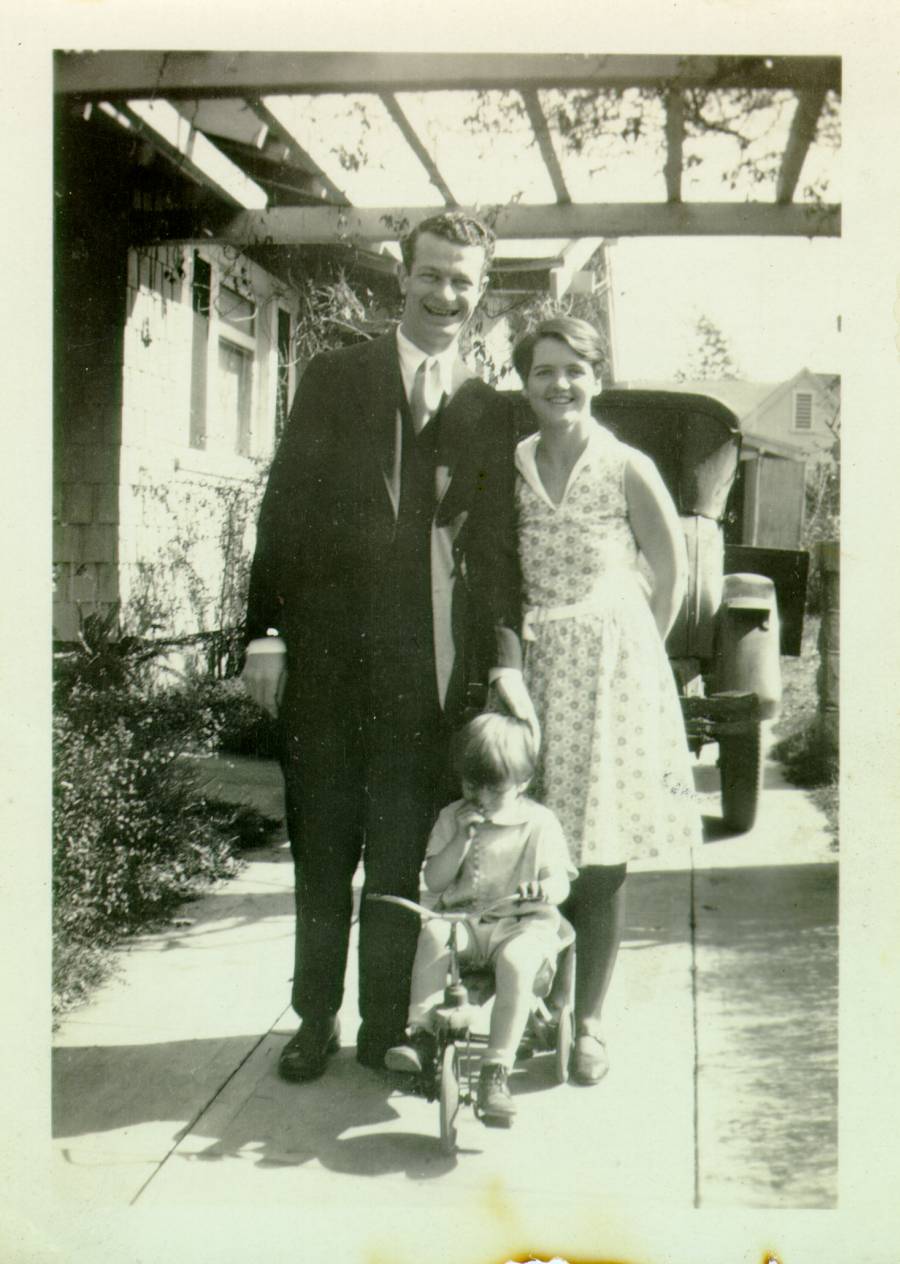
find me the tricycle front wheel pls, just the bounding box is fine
[554,1003,574,1084]
[718,722,764,833]
[438,1043,461,1154]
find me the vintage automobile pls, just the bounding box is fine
[594,389,809,833]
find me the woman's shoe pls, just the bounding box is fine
[571,1033,609,1085]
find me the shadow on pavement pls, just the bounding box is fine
[692,862,838,1207]
[53,1041,463,1181]
[125,893,297,955]
[691,761,784,798]
[53,864,837,1198]
[178,1049,467,1181]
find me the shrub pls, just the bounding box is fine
[53,711,242,947]
[770,614,838,845]
[186,677,281,758]
[772,717,838,789]
[52,604,285,1017]
[52,635,284,1018]
[771,719,838,846]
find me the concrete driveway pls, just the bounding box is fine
[50,744,837,1263]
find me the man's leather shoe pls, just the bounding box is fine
[278,1016,340,1083]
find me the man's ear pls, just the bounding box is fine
[397,262,409,298]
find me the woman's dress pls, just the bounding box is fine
[516,424,702,868]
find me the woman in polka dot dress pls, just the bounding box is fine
[497,316,701,1086]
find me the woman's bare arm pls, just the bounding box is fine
[624,449,687,642]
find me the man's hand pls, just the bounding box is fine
[517,879,550,903]
[241,640,287,718]
[492,670,541,748]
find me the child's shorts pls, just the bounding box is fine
[460,906,564,994]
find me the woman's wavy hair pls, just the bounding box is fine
[512,315,605,383]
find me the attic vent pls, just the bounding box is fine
[793,391,813,430]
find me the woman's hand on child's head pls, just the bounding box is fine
[517,879,549,903]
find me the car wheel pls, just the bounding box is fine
[719,722,764,833]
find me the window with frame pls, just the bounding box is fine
[275,307,292,445]
[215,285,256,456]
[793,391,813,431]
[189,256,259,457]
[189,255,211,448]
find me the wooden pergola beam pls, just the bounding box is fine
[520,88,571,205]
[663,89,685,203]
[776,88,828,204]
[379,93,456,206]
[135,201,841,246]
[118,99,268,209]
[55,51,842,101]
[245,97,351,205]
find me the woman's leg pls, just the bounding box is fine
[557,865,627,1035]
[484,933,550,1066]
[572,869,627,1037]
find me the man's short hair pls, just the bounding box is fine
[456,712,537,789]
[400,211,496,275]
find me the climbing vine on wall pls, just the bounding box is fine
[125,466,268,678]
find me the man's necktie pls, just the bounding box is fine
[410,357,442,434]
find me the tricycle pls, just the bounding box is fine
[368,893,575,1152]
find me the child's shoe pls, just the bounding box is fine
[384,1027,435,1075]
[477,1062,516,1126]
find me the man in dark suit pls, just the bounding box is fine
[242,212,533,1081]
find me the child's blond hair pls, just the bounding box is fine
[456,713,537,790]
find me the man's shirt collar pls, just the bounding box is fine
[396,326,456,401]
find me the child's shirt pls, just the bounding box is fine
[426,794,576,916]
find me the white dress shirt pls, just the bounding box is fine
[396,326,455,412]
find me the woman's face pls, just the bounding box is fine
[525,336,601,429]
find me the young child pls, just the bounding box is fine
[385,713,576,1125]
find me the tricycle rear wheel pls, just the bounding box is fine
[718,722,764,833]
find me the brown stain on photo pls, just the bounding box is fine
[498,1254,634,1264]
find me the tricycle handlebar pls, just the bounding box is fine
[366,893,526,922]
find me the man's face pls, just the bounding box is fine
[398,232,488,354]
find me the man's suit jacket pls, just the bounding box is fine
[245,330,521,722]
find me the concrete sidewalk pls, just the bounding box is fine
[51,745,838,1262]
